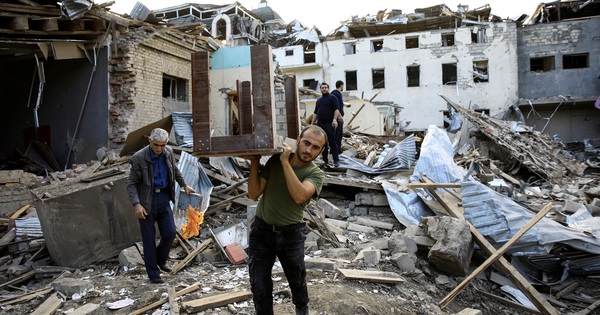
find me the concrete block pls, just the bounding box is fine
[347,223,375,234]
[363,249,381,266]
[304,257,338,272]
[118,245,144,269]
[31,174,139,268]
[371,194,389,206]
[391,253,416,272]
[355,217,394,230]
[453,308,482,315]
[388,236,418,256]
[52,277,94,297]
[350,206,368,216]
[324,218,349,229]
[70,303,101,315]
[322,248,353,260]
[354,238,389,251]
[420,216,473,276]
[317,198,342,219]
[196,247,223,263]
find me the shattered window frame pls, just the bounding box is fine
[442,63,457,86]
[285,49,294,56]
[471,27,487,44]
[441,33,455,47]
[562,53,589,69]
[405,36,419,49]
[371,39,384,53]
[303,79,318,90]
[344,42,357,55]
[162,74,188,101]
[407,65,420,87]
[345,70,358,91]
[304,43,316,64]
[473,60,489,83]
[530,56,555,72]
[372,68,385,89]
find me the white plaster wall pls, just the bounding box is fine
[301,99,385,135]
[273,44,325,87]
[209,67,252,136]
[320,22,519,131]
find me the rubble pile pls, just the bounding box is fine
[0,120,599,314]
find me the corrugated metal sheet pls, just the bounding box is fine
[338,134,416,174]
[15,217,44,238]
[61,0,92,20]
[172,112,194,148]
[175,151,214,231]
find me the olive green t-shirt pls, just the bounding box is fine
[256,154,324,226]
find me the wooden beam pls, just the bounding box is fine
[168,287,180,315]
[421,177,559,315]
[338,269,404,284]
[172,239,212,274]
[250,45,274,148]
[238,80,253,135]
[573,299,600,315]
[192,51,211,154]
[408,183,461,188]
[10,205,30,219]
[439,203,553,308]
[181,290,253,313]
[284,75,300,138]
[129,282,201,315]
[30,293,61,315]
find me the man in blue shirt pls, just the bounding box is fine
[330,80,345,155]
[126,128,195,283]
[312,83,341,167]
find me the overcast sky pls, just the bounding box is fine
[100,0,543,34]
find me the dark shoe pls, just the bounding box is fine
[333,162,340,168]
[158,264,172,272]
[296,306,309,315]
[149,277,164,284]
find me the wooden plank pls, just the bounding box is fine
[408,183,461,188]
[168,287,180,315]
[130,282,201,315]
[573,299,600,315]
[172,239,212,274]
[31,293,61,315]
[284,75,300,139]
[191,51,211,154]
[238,81,253,135]
[181,290,253,313]
[10,205,30,219]
[439,203,553,308]
[8,16,29,31]
[250,45,274,147]
[323,176,383,191]
[0,270,34,289]
[338,268,404,284]
[210,135,257,152]
[0,287,52,306]
[30,18,59,32]
[422,178,559,315]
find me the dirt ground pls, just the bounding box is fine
[2,245,598,315]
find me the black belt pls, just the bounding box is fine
[254,217,305,233]
[153,188,167,193]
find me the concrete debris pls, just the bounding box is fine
[0,115,599,314]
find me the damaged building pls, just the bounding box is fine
[517,1,600,142]
[0,0,214,179]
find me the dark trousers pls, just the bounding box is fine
[138,190,175,280]
[317,122,339,164]
[335,119,344,152]
[249,217,308,315]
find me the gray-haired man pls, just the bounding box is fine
[126,128,194,283]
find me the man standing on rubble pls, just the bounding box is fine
[126,128,195,284]
[246,125,327,315]
[330,80,345,155]
[312,82,341,168]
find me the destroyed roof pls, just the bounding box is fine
[325,4,493,39]
[252,5,283,22]
[525,0,600,24]
[152,2,264,25]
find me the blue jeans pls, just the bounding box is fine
[317,122,339,164]
[249,217,308,315]
[138,190,175,279]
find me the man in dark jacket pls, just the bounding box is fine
[311,82,341,167]
[330,80,345,154]
[126,128,194,283]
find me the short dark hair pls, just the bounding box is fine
[320,82,329,89]
[335,80,344,88]
[300,125,327,148]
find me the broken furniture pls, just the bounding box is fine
[191,45,301,156]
